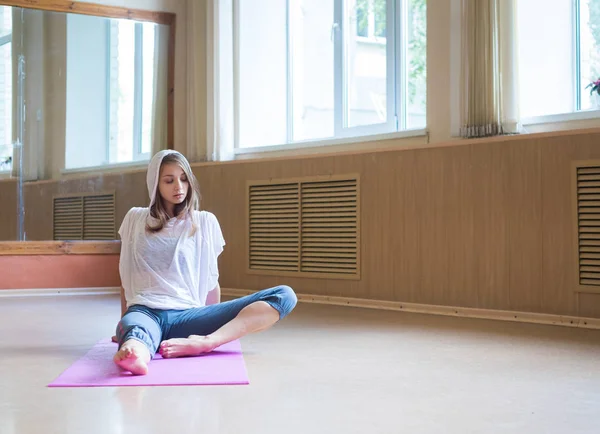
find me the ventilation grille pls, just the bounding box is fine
[576,166,600,286]
[249,183,300,272]
[249,176,359,279]
[53,193,115,240]
[53,196,84,240]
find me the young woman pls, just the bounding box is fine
[114,150,297,375]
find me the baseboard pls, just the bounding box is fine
[0,287,120,297]
[5,286,597,330]
[222,288,600,330]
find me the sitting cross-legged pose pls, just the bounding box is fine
[114,150,297,375]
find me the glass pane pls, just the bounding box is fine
[0,42,12,172]
[65,14,111,169]
[346,0,387,128]
[0,6,12,173]
[356,3,368,37]
[406,0,426,129]
[580,0,600,110]
[141,22,156,154]
[517,0,574,117]
[109,19,136,164]
[374,4,386,37]
[290,0,334,142]
[238,0,287,148]
[0,6,11,38]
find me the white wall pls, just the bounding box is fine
[65,14,108,169]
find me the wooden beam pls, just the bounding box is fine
[0,241,121,255]
[0,0,175,25]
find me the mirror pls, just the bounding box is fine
[0,3,173,242]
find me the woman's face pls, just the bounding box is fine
[158,163,189,210]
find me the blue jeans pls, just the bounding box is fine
[116,285,297,354]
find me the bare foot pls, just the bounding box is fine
[113,339,151,375]
[159,335,218,358]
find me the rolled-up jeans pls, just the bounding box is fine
[116,285,297,355]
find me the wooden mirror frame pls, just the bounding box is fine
[0,0,176,149]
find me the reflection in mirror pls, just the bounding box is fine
[0,5,172,242]
[0,6,12,173]
[66,16,164,168]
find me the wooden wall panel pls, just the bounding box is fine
[0,179,18,241]
[362,153,393,301]
[578,293,600,318]
[471,143,510,310]
[507,142,544,313]
[444,145,477,307]
[20,170,147,241]
[392,151,421,303]
[415,148,447,305]
[3,129,600,318]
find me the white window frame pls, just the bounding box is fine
[521,0,600,126]
[232,0,427,154]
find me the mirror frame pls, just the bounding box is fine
[0,0,176,149]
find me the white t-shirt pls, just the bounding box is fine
[118,207,226,310]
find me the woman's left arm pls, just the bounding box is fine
[206,282,221,305]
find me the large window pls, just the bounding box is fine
[518,0,600,119]
[235,0,426,149]
[0,6,12,172]
[65,16,155,170]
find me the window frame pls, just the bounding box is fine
[232,0,426,154]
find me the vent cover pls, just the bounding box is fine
[53,193,116,240]
[248,175,359,279]
[576,166,600,287]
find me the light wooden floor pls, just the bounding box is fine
[0,294,599,434]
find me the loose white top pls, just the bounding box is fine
[118,208,225,310]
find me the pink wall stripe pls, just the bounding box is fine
[0,255,121,290]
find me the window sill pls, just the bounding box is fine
[356,36,386,46]
[61,160,149,177]
[233,128,429,156]
[522,109,600,126]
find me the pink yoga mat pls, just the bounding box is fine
[48,339,249,387]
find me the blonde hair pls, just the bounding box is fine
[146,153,201,234]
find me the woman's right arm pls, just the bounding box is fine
[120,286,127,317]
[206,283,221,305]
